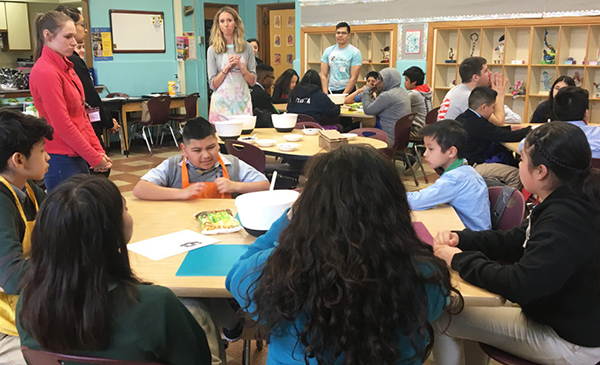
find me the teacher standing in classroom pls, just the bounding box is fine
[207,7,256,123]
[320,22,362,95]
[30,11,111,191]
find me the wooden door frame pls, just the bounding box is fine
[81,0,92,67]
[256,3,294,65]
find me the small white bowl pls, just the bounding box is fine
[341,133,358,140]
[238,136,257,143]
[302,128,320,136]
[277,143,299,152]
[256,139,276,147]
[283,134,303,142]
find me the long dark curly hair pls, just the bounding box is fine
[248,145,460,364]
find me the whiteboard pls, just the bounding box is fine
[109,10,165,53]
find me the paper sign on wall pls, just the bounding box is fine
[91,27,113,61]
[184,31,196,60]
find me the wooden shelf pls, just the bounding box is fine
[504,64,529,67]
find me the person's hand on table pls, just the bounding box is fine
[109,118,120,134]
[180,182,208,200]
[434,230,460,247]
[215,177,238,193]
[434,245,463,267]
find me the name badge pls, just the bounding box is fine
[86,106,101,122]
[339,66,346,73]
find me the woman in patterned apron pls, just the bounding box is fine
[207,7,256,123]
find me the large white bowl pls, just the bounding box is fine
[235,190,300,236]
[271,113,298,132]
[214,120,244,140]
[328,93,348,105]
[226,115,256,134]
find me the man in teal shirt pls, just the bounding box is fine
[320,22,362,94]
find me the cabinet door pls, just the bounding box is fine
[0,3,6,30]
[6,2,30,50]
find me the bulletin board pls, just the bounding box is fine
[109,10,166,53]
[269,9,296,79]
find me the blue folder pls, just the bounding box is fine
[176,244,248,277]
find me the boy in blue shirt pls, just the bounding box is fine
[407,120,491,231]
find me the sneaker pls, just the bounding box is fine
[222,321,244,342]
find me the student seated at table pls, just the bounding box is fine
[344,70,379,104]
[251,63,278,128]
[0,111,53,365]
[403,66,432,137]
[133,117,269,200]
[456,87,530,166]
[407,120,491,231]
[271,68,299,104]
[362,68,411,146]
[287,69,340,124]
[227,144,460,365]
[519,87,600,159]
[17,175,212,364]
[432,122,600,365]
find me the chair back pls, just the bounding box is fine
[21,347,164,365]
[106,92,130,98]
[225,139,266,173]
[488,186,525,231]
[425,106,440,126]
[145,95,171,126]
[295,121,323,129]
[392,113,417,151]
[592,158,600,168]
[479,343,541,365]
[183,93,199,120]
[296,114,318,124]
[350,128,388,143]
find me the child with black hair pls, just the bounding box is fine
[133,117,269,200]
[344,70,379,104]
[407,120,491,231]
[433,122,600,364]
[0,110,53,364]
[403,66,433,136]
[456,86,530,165]
[251,63,278,127]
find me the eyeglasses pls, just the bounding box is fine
[76,21,88,29]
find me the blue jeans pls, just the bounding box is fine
[44,154,89,192]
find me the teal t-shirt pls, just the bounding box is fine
[321,44,362,92]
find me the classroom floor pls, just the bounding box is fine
[108,142,471,365]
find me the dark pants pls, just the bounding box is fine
[44,154,90,191]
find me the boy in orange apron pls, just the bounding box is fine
[133,117,269,201]
[0,111,53,364]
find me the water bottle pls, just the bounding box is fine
[174,74,181,95]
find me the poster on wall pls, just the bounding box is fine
[274,53,281,65]
[183,31,196,60]
[274,35,281,47]
[287,34,294,47]
[176,36,188,60]
[405,29,421,54]
[91,27,113,61]
[286,54,294,65]
[287,16,294,28]
[274,15,281,28]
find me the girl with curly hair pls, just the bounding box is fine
[227,144,460,364]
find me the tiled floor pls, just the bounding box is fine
[109,142,441,364]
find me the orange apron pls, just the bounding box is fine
[0,177,38,336]
[181,156,232,199]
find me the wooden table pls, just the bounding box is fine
[126,197,505,306]
[273,103,376,120]
[102,95,188,155]
[221,128,387,160]
[503,123,543,154]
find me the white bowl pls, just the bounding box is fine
[237,136,257,143]
[283,134,303,142]
[277,143,299,152]
[302,128,320,135]
[271,113,298,132]
[256,139,276,147]
[341,133,358,140]
[328,93,348,105]
[214,120,244,140]
[235,190,300,236]
[226,115,256,134]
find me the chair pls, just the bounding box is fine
[170,93,200,132]
[21,346,164,365]
[408,106,441,177]
[478,343,541,365]
[128,95,178,156]
[425,106,441,126]
[295,121,323,130]
[381,113,426,186]
[488,186,525,231]
[350,127,388,143]
[592,158,600,168]
[296,114,318,123]
[225,140,266,172]
[106,92,130,98]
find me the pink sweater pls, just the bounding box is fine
[30,46,103,167]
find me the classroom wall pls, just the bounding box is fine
[88,0,178,96]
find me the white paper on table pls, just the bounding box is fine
[127,229,220,261]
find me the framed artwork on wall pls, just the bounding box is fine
[405,29,421,54]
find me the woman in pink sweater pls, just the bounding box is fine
[29,11,111,191]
